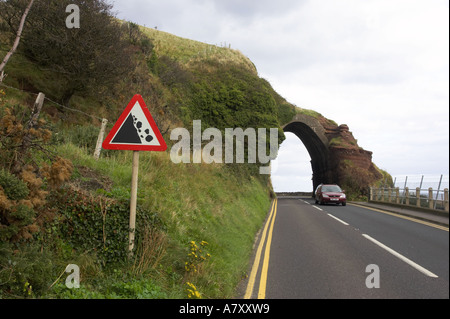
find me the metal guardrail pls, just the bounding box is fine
[369,187,449,212]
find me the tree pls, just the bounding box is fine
[2,0,133,106]
[0,0,34,82]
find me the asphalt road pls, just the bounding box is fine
[243,197,449,299]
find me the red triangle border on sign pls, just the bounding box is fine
[102,94,168,152]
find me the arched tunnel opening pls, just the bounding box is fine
[271,132,313,192]
[272,121,332,193]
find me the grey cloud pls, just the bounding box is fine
[111,0,449,186]
[211,0,306,20]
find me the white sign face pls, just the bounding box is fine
[103,95,167,152]
[111,102,160,146]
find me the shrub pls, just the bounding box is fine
[63,125,100,152]
[338,160,373,200]
[0,169,29,201]
[0,243,55,298]
[47,186,166,266]
[0,97,73,242]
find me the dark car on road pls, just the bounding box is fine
[315,184,347,206]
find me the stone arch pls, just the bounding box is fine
[282,114,332,192]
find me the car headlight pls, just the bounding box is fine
[340,194,346,199]
[322,194,329,198]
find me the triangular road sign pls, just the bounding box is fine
[103,95,167,151]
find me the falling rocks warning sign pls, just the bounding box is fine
[102,95,167,152]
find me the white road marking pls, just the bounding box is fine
[362,234,438,278]
[327,214,350,226]
[313,206,323,211]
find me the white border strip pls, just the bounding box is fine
[362,234,438,278]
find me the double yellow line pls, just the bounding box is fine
[244,198,278,299]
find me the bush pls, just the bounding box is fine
[47,187,166,266]
[0,169,29,201]
[0,96,73,242]
[338,160,373,200]
[0,243,55,298]
[60,124,100,152]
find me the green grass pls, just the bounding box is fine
[141,26,257,74]
[295,107,339,127]
[296,107,323,119]
[2,20,275,299]
[52,143,271,298]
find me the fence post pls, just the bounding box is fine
[369,187,373,201]
[405,187,410,206]
[434,174,443,210]
[416,187,421,208]
[12,92,45,174]
[444,189,449,213]
[402,176,408,204]
[388,188,392,203]
[381,187,385,202]
[395,187,400,204]
[94,118,108,160]
[428,188,434,210]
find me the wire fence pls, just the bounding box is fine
[0,83,111,159]
[0,81,105,122]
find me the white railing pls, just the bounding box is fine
[369,187,449,212]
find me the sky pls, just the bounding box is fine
[111,0,449,192]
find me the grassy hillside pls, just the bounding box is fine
[142,27,257,73]
[0,87,274,298]
[54,143,271,299]
[0,5,294,298]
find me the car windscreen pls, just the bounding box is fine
[322,186,342,192]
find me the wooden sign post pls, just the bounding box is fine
[102,95,167,256]
[129,150,140,253]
